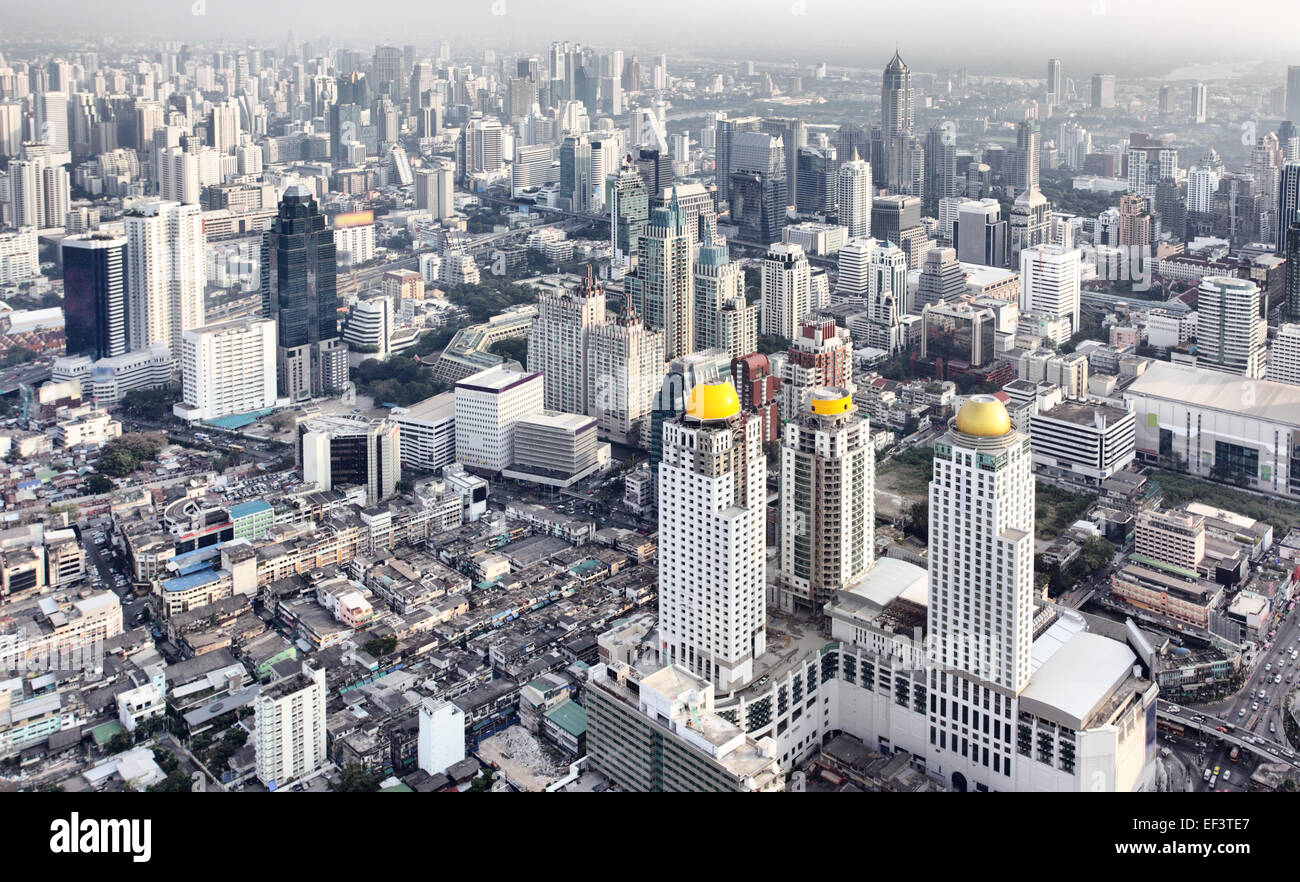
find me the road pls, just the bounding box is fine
[1191,597,1300,741]
[1157,700,1300,787]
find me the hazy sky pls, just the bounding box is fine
[7,0,1300,77]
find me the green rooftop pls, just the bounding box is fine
[544,699,587,737]
[90,719,125,747]
[1129,553,1199,581]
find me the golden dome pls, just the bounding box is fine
[685,380,741,421]
[809,388,853,415]
[954,395,1011,436]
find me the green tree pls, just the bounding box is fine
[331,763,383,792]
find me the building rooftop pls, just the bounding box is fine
[1126,361,1300,427]
[391,392,456,423]
[456,364,542,394]
[1019,612,1139,730]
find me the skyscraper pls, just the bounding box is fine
[715,115,761,213]
[607,166,649,266]
[261,185,345,401]
[631,188,696,360]
[124,200,206,361]
[836,159,873,239]
[1190,82,1207,124]
[693,244,756,360]
[1091,73,1116,109]
[586,301,666,446]
[1047,58,1062,105]
[1020,244,1082,335]
[795,146,835,214]
[926,396,1035,789]
[729,131,788,244]
[1196,276,1265,378]
[61,233,129,361]
[658,380,766,692]
[1286,223,1300,321]
[1286,66,1300,124]
[1279,162,1300,254]
[777,386,874,614]
[760,242,811,340]
[924,125,957,215]
[880,51,915,193]
[528,269,606,414]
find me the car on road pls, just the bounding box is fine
[1259,689,1268,699]
[1222,770,1231,782]
[1252,702,1259,711]
[1238,709,1246,718]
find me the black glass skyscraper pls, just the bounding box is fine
[61,233,129,360]
[261,185,343,401]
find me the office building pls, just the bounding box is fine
[254,663,327,788]
[342,297,394,358]
[658,381,766,692]
[916,246,966,308]
[416,163,456,219]
[1190,83,1207,124]
[585,662,783,792]
[714,115,761,211]
[390,393,456,473]
[1019,244,1081,335]
[777,387,874,613]
[506,411,601,487]
[298,415,401,505]
[836,159,872,239]
[795,146,835,215]
[1028,400,1137,485]
[1270,323,1300,386]
[61,233,128,361]
[1047,58,1062,104]
[921,302,995,368]
[729,131,788,244]
[1091,74,1116,109]
[454,365,545,473]
[607,167,649,266]
[261,185,346,401]
[173,317,277,423]
[1196,276,1265,378]
[953,199,1008,268]
[1279,162,1300,254]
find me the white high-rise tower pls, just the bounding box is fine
[926,395,1035,788]
[124,200,207,360]
[836,159,872,239]
[658,380,766,692]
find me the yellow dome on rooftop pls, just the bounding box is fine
[809,388,853,415]
[685,381,741,422]
[955,395,1011,436]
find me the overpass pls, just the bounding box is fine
[1156,699,1299,771]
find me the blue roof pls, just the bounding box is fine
[162,569,222,593]
[230,499,273,519]
[204,408,275,430]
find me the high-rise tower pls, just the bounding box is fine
[777,387,875,614]
[261,185,345,401]
[658,380,766,691]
